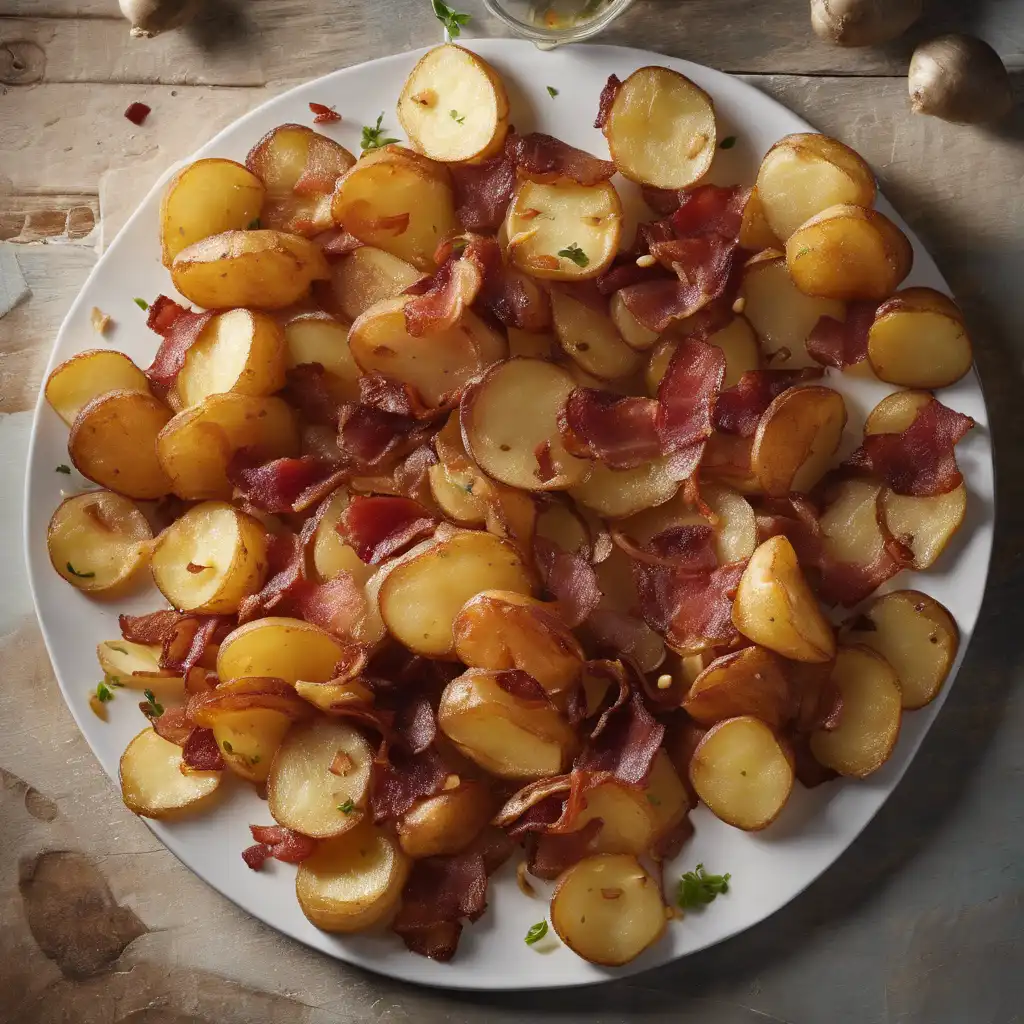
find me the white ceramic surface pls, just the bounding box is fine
[24,40,994,990]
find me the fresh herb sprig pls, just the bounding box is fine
[361,113,399,151]
[557,243,589,268]
[66,562,95,579]
[524,920,548,945]
[141,689,164,718]
[677,863,731,909]
[431,0,471,38]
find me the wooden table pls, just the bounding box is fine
[2,2,1022,1021]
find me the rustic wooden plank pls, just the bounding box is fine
[0,192,98,243]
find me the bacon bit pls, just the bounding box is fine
[309,102,342,124]
[90,307,112,335]
[249,824,318,863]
[185,562,208,575]
[124,102,151,126]
[329,751,354,776]
[534,440,557,482]
[519,207,542,220]
[241,843,270,871]
[636,254,656,268]
[516,861,537,898]
[182,728,224,771]
[594,74,621,130]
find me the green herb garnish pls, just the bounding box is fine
[56,464,71,474]
[66,562,95,579]
[141,689,164,718]
[247,217,261,230]
[222,740,234,753]
[525,921,548,945]
[719,136,737,150]
[95,680,115,704]
[677,863,731,909]
[338,799,355,814]
[133,297,149,311]
[449,109,466,124]
[361,113,399,152]
[431,0,471,38]
[104,673,124,688]
[557,243,589,268]
[546,85,559,98]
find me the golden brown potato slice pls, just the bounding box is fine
[683,646,793,730]
[610,292,661,352]
[428,462,488,526]
[461,358,592,491]
[809,645,902,776]
[150,501,268,614]
[321,246,423,322]
[690,716,794,830]
[49,490,152,593]
[437,668,576,779]
[786,203,913,301]
[176,308,287,408]
[550,287,642,379]
[245,123,355,236]
[571,779,656,855]
[453,590,583,696]
[863,388,929,434]
[156,393,298,500]
[551,854,666,966]
[171,229,330,310]
[396,780,494,859]
[283,313,361,404]
[505,179,622,280]
[818,477,890,574]
[642,748,692,843]
[756,133,876,242]
[701,432,761,495]
[568,457,681,519]
[378,529,534,657]
[867,287,972,388]
[216,616,353,684]
[603,66,716,189]
[535,498,592,555]
[209,708,294,783]
[398,44,509,163]
[120,727,221,819]
[331,144,457,270]
[268,717,374,838]
[69,390,172,499]
[310,488,375,586]
[297,821,410,932]
[160,158,265,266]
[733,535,836,662]
[751,385,847,496]
[507,327,558,360]
[740,252,846,368]
[96,639,184,697]
[842,590,958,709]
[45,349,150,426]
[738,187,781,251]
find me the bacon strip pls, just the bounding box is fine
[656,337,726,454]
[508,132,616,186]
[610,523,718,571]
[284,363,342,427]
[594,74,621,129]
[558,389,662,469]
[713,368,824,437]
[670,184,751,242]
[450,150,516,233]
[403,236,491,337]
[181,727,224,771]
[337,495,438,565]
[143,296,215,397]
[336,403,437,468]
[535,538,601,628]
[228,453,348,514]
[243,825,318,870]
[807,301,879,369]
[370,747,449,823]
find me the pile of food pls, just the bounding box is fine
[45,45,975,967]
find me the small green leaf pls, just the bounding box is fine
[361,113,399,152]
[449,109,466,124]
[557,243,589,268]
[677,863,731,910]
[719,136,737,150]
[66,562,95,579]
[141,689,164,718]
[104,673,124,688]
[431,0,472,38]
[525,921,548,945]
[95,680,115,703]
[56,464,71,474]
[133,297,149,311]
[338,799,355,814]
[247,217,261,230]
[222,740,234,753]
[546,86,559,98]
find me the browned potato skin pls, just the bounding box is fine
[683,646,794,730]
[45,349,150,426]
[396,781,495,859]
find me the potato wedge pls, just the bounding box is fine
[733,535,836,662]
[150,501,268,614]
[331,144,457,270]
[320,246,423,322]
[296,821,410,932]
[398,44,510,163]
[740,252,846,368]
[160,158,265,266]
[293,676,374,714]
[69,390,172,499]
[535,498,593,556]
[49,490,152,594]
[171,229,330,310]
[610,292,661,352]
[603,66,716,189]
[569,456,681,519]
[245,123,355,236]
[689,715,794,830]
[217,616,353,685]
[156,393,299,500]
[751,385,847,495]
[45,350,150,426]
[283,313,361,404]
[437,668,576,779]
[867,287,972,388]
[378,529,533,657]
[96,639,183,696]
[461,358,592,491]
[809,645,901,777]
[506,179,621,280]
[310,488,375,586]
[453,591,584,696]
[396,780,495,859]
[842,590,958,710]
[120,727,221,819]
[786,203,913,301]
[683,646,793,730]
[756,133,876,242]
[551,854,666,966]
[550,287,642,379]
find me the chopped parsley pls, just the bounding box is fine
[677,863,731,909]
[56,464,71,474]
[338,799,355,814]
[222,740,234,753]
[557,243,589,268]
[141,689,164,718]
[431,0,471,38]
[247,217,261,229]
[361,113,399,152]
[95,680,115,704]
[719,135,737,150]
[133,297,149,311]
[546,85,559,98]
[524,920,548,945]
[66,562,95,579]
[449,109,466,124]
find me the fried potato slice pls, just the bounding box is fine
[437,668,576,779]
[649,316,759,394]
[842,590,958,709]
[569,457,682,519]
[550,287,642,379]
[283,313,362,404]
[642,748,691,843]
[120,727,221,819]
[506,179,622,280]
[217,617,354,685]
[396,780,495,859]
[611,292,661,352]
[296,821,410,932]
[156,393,299,500]
[551,854,666,966]
[311,488,375,586]
[786,203,913,301]
[738,187,781,251]
[160,158,265,266]
[818,478,891,582]
[733,535,836,663]
[320,246,423,322]
[683,646,793,730]
[428,462,488,526]
[701,432,761,494]
[756,133,877,241]
[689,715,794,830]
[49,490,152,594]
[171,229,330,310]
[45,350,150,426]
[809,645,902,777]
[603,66,716,189]
[398,44,510,163]
[572,779,656,856]
[867,287,973,388]
[96,639,184,697]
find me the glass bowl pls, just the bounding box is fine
[481,0,635,47]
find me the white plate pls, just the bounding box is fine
[24,39,993,990]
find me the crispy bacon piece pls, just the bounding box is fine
[143,296,215,397]
[594,74,621,129]
[370,747,449,823]
[182,727,224,771]
[558,390,662,470]
[493,669,551,703]
[535,538,602,628]
[575,688,664,786]
[227,453,348,514]
[241,843,271,870]
[308,101,341,124]
[671,184,751,242]
[357,373,436,420]
[480,262,552,333]
[336,403,437,468]
[294,572,370,638]
[151,705,193,746]
[656,337,726,453]
[450,150,516,233]
[337,495,438,565]
[311,227,363,257]
[403,236,493,336]
[249,824,318,863]
[237,530,305,624]
[843,397,974,497]
[284,363,342,427]
[528,819,605,881]
[118,610,230,676]
[807,301,879,369]
[713,368,824,437]
[508,132,616,186]
[585,609,658,663]
[596,253,671,295]
[610,523,718,571]
[124,102,151,125]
